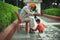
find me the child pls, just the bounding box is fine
[35,19,44,33]
[29,19,44,33]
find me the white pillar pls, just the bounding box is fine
[36,3,41,14]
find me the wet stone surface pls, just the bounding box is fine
[41,25,60,40]
[53,25,60,29]
[11,16,60,40]
[11,25,60,40]
[40,16,60,23]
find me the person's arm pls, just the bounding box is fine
[34,25,38,31]
[23,6,35,16]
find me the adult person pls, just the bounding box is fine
[20,2,37,32]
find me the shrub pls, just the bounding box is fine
[44,8,60,16]
[0,1,21,32]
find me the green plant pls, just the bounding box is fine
[44,8,60,16]
[0,1,21,32]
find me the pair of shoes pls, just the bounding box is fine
[29,30,35,33]
[29,28,35,33]
[29,32,35,34]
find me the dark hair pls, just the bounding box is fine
[36,19,40,22]
[32,6,36,11]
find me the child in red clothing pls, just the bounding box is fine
[29,19,44,33]
[35,19,44,33]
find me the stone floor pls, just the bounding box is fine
[11,16,60,40]
[40,16,60,23]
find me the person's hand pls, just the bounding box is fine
[35,10,37,12]
[33,13,40,16]
[33,13,38,16]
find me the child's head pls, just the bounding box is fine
[36,19,40,23]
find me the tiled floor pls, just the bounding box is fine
[11,16,60,40]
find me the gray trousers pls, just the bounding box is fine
[21,17,35,29]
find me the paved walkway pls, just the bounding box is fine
[11,16,60,40]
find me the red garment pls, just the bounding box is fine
[36,23,44,33]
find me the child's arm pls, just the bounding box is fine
[34,25,38,31]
